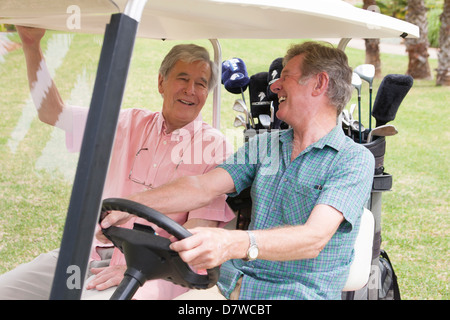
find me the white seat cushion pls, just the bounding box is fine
[343,208,375,291]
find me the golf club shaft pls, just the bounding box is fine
[358,96,362,143]
[369,88,372,132]
[240,87,246,105]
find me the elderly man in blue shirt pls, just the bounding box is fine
[100,41,375,300]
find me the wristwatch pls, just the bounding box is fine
[244,231,259,261]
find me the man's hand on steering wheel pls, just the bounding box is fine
[98,198,220,299]
[170,227,248,270]
[96,210,133,243]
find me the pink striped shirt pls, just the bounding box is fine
[66,106,235,299]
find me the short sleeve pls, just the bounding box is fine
[218,134,261,196]
[317,144,375,229]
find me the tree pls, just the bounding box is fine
[363,0,382,78]
[436,0,450,85]
[405,0,433,79]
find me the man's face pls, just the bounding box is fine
[270,54,314,125]
[158,59,211,132]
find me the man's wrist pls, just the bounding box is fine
[243,230,259,261]
[231,230,251,260]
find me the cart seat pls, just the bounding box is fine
[343,208,374,291]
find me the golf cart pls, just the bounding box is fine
[0,0,419,300]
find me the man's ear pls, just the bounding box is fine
[158,73,165,95]
[312,72,329,96]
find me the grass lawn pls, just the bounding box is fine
[0,32,448,299]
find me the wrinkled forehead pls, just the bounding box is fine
[170,59,210,75]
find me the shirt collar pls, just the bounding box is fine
[312,125,346,151]
[279,125,345,152]
[156,112,203,141]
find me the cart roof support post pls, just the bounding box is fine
[50,1,146,300]
[209,39,222,130]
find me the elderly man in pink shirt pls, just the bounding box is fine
[0,27,234,300]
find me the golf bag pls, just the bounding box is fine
[340,133,401,300]
[342,249,401,300]
[378,250,401,300]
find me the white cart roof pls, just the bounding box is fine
[0,0,419,39]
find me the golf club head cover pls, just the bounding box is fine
[266,57,283,101]
[249,72,269,104]
[222,58,250,94]
[249,72,271,117]
[372,74,413,127]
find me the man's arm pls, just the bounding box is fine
[99,166,344,270]
[17,26,68,127]
[169,204,344,270]
[252,204,344,260]
[99,167,236,230]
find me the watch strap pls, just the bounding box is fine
[247,230,256,247]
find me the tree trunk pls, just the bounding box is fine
[365,39,382,78]
[405,0,432,79]
[363,0,382,78]
[436,0,450,86]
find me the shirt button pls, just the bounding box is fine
[153,163,157,168]
[163,140,167,145]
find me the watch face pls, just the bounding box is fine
[248,246,259,260]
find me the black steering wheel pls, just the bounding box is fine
[100,198,219,300]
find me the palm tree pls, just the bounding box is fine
[405,0,432,79]
[436,0,450,86]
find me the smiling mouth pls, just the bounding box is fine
[179,99,195,106]
[278,96,286,104]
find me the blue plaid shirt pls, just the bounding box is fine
[217,126,374,299]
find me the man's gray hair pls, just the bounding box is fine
[159,44,218,92]
[284,41,353,115]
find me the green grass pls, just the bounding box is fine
[0,32,448,299]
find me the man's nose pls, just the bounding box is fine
[270,78,281,93]
[184,80,196,95]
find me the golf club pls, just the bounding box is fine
[366,124,398,143]
[349,103,356,121]
[350,120,365,133]
[240,87,247,106]
[223,58,255,128]
[233,114,247,128]
[342,109,350,125]
[354,64,375,131]
[233,99,255,128]
[352,72,362,143]
[270,103,274,129]
[259,114,271,129]
[340,109,350,136]
[233,99,248,123]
